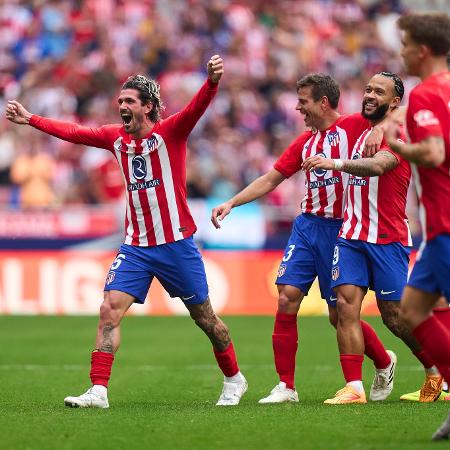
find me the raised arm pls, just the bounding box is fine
[6,100,113,150]
[165,55,223,137]
[302,149,399,177]
[211,169,286,229]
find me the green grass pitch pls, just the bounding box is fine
[0,315,448,450]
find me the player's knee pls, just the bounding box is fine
[277,289,301,314]
[336,294,356,320]
[99,293,126,326]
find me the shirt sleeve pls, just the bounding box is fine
[379,139,401,163]
[161,79,219,139]
[407,88,444,142]
[29,116,119,151]
[274,132,312,178]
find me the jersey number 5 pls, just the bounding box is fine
[111,254,126,270]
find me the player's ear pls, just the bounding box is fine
[391,96,401,109]
[321,96,329,110]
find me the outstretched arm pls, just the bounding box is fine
[302,150,399,177]
[6,100,112,149]
[211,169,285,229]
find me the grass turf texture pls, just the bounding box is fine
[0,315,448,450]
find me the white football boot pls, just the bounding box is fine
[369,350,397,401]
[64,385,109,409]
[258,381,299,404]
[216,372,248,406]
[432,411,450,441]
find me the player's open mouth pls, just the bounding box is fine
[121,113,132,125]
[364,101,377,112]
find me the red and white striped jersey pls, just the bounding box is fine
[274,113,369,219]
[339,129,412,246]
[406,71,450,241]
[30,79,219,246]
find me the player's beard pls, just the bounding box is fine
[361,101,390,121]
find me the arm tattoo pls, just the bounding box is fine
[342,151,398,177]
[99,323,114,353]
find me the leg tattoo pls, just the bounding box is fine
[378,300,422,353]
[99,323,115,353]
[186,299,231,351]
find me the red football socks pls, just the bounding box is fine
[340,354,364,382]
[214,341,239,377]
[360,320,391,369]
[413,316,450,382]
[272,312,298,389]
[90,351,114,387]
[413,349,435,370]
[434,307,450,330]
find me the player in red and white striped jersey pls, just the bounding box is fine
[304,72,442,405]
[212,73,392,404]
[384,13,450,439]
[6,55,248,408]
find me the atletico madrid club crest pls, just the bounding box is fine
[327,131,340,147]
[278,264,287,277]
[106,271,116,285]
[332,267,339,281]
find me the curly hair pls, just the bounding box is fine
[122,75,165,122]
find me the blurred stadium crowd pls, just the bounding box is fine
[0,0,447,239]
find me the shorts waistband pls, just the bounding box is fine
[299,213,343,227]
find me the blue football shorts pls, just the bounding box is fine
[275,213,343,304]
[408,233,450,301]
[330,237,410,301]
[104,236,209,305]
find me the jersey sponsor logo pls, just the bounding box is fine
[327,131,340,147]
[349,152,367,184]
[348,178,367,186]
[181,294,195,301]
[413,109,439,127]
[308,176,340,189]
[146,135,158,153]
[277,264,287,277]
[132,155,147,180]
[381,289,396,295]
[127,179,161,191]
[313,152,328,177]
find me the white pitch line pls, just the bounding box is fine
[0,364,425,371]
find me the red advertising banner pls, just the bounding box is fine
[0,250,382,316]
